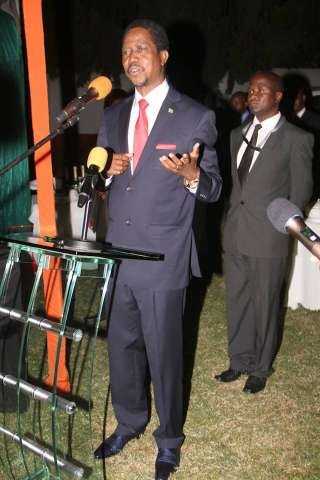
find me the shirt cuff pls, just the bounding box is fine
[186,182,199,194]
[183,175,200,193]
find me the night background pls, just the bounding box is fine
[37,0,320,187]
[43,0,320,101]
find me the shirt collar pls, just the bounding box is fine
[134,79,169,107]
[253,111,281,130]
[296,107,306,118]
[241,109,250,122]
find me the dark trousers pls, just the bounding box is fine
[107,282,186,449]
[224,253,288,378]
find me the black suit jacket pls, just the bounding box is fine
[300,110,320,132]
[223,117,313,258]
[292,110,320,199]
[97,87,222,289]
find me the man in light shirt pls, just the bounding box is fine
[94,19,222,479]
[216,71,313,394]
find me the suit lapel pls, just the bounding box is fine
[247,118,286,179]
[118,96,133,154]
[132,87,181,177]
[232,127,244,188]
[233,116,286,187]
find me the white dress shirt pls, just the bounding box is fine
[237,112,281,171]
[104,80,169,184]
[128,79,170,157]
[296,107,306,118]
[241,109,251,124]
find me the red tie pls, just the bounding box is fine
[133,98,149,171]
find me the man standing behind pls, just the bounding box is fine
[230,91,252,125]
[292,80,320,200]
[94,19,222,479]
[215,72,313,394]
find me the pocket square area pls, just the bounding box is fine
[156,144,177,150]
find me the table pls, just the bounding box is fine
[29,188,96,240]
[286,200,320,310]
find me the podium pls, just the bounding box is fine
[0,234,163,479]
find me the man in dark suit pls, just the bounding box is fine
[282,73,320,200]
[292,84,320,199]
[215,71,313,394]
[93,19,222,479]
[294,90,320,130]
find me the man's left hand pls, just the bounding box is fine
[160,142,200,182]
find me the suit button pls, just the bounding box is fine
[240,201,244,205]
[125,219,131,226]
[125,186,132,191]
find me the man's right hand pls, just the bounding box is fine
[107,153,132,176]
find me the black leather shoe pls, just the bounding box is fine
[243,375,266,394]
[94,430,143,459]
[155,448,180,479]
[215,368,241,382]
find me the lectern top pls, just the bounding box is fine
[0,233,164,263]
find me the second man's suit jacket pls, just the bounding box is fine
[97,86,222,290]
[223,117,313,258]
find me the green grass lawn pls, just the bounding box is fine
[0,275,319,480]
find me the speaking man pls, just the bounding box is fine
[93,19,222,479]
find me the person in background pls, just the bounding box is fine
[93,18,222,479]
[282,73,320,200]
[229,91,252,125]
[216,71,313,394]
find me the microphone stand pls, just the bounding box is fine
[56,188,104,251]
[78,175,105,250]
[80,189,94,241]
[0,116,79,178]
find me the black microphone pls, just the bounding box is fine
[56,76,112,124]
[267,198,320,261]
[77,147,108,208]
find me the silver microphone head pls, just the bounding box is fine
[267,198,303,234]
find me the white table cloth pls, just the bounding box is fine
[29,189,96,241]
[287,200,320,310]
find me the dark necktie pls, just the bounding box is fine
[238,124,262,186]
[133,98,149,171]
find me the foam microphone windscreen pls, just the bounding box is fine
[88,76,112,100]
[267,198,303,234]
[87,147,108,172]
